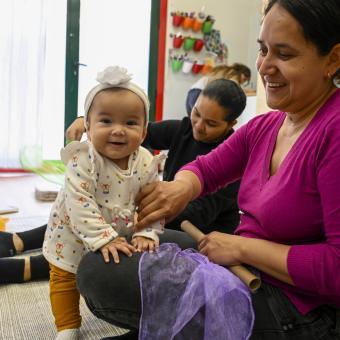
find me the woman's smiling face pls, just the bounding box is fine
[256,4,332,114]
[190,95,235,143]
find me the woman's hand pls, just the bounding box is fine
[100,237,136,264]
[199,232,294,285]
[131,236,158,253]
[65,116,86,142]
[198,231,243,266]
[135,179,194,231]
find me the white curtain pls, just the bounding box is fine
[78,0,151,115]
[0,0,66,168]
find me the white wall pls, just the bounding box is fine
[235,95,257,129]
[163,0,262,123]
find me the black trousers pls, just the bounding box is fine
[77,229,339,339]
[250,282,339,339]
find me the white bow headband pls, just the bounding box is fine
[84,66,150,128]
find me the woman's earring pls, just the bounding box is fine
[332,69,340,88]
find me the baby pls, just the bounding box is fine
[43,66,165,340]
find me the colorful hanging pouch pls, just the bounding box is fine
[173,35,184,49]
[192,19,203,32]
[183,37,196,51]
[193,39,204,52]
[204,29,223,57]
[172,14,184,27]
[172,59,184,72]
[192,62,204,74]
[201,63,213,75]
[202,20,214,34]
[182,16,194,30]
[182,60,194,74]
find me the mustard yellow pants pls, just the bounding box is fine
[49,264,82,331]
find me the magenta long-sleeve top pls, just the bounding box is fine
[181,90,340,314]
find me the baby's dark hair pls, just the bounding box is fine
[201,79,246,122]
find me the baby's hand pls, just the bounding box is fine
[131,236,158,253]
[100,236,135,264]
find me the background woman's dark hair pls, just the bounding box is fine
[264,0,340,55]
[202,79,246,122]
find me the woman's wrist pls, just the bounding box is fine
[174,170,201,202]
[234,236,293,284]
[235,236,250,264]
[174,178,196,203]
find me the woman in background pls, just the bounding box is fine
[186,62,252,115]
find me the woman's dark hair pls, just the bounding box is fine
[202,79,246,122]
[264,0,340,55]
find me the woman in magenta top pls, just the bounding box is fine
[133,0,340,338]
[182,91,340,314]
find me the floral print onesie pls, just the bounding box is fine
[43,141,165,274]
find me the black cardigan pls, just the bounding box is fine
[143,117,240,234]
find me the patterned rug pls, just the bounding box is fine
[0,279,127,339]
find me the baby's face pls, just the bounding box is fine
[87,88,146,169]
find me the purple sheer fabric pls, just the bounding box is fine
[139,243,254,340]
